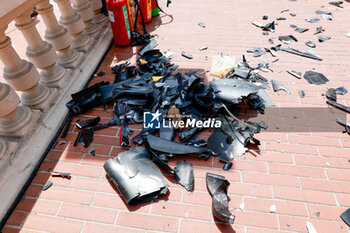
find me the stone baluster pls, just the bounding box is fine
[15,11,68,88]
[0,27,54,111]
[0,82,39,137]
[71,0,99,37]
[36,0,83,69]
[53,0,92,52]
[88,0,108,25]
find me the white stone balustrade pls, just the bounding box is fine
[15,11,68,88]
[72,0,99,37]
[0,27,55,110]
[36,0,83,69]
[54,0,93,52]
[88,0,108,25]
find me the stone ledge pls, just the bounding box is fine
[0,25,113,225]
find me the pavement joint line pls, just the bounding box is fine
[79,221,86,233]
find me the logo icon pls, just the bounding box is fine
[143,110,162,129]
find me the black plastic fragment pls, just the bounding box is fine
[199,46,208,51]
[76,117,101,129]
[181,51,193,59]
[206,173,235,224]
[223,162,232,171]
[279,35,298,44]
[198,22,206,28]
[271,80,291,93]
[305,41,316,48]
[304,71,329,84]
[138,38,159,56]
[290,13,296,17]
[97,71,106,76]
[74,128,94,147]
[88,147,96,156]
[314,26,325,35]
[299,90,305,98]
[336,86,348,95]
[326,88,337,101]
[329,1,343,8]
[276,17,286,20]
[287,70,301,79]
[51,172,71,179]
[42,180,53,191]
[340,208,350,227]
[262,15,268,20]
[316,10,333,20]
[327,100,350,114]
[318,35,331,42]
[305,18,320,23]
[281,48,322,61]
[174,160,194,191]
[246,48,266,57]
[268,38,274,44]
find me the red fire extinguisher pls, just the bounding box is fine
[137,0,152,23]
[106,0,132,46]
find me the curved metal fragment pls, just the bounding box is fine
[174,160,194,191]
[206,173,235,224]
[104,147,168,205]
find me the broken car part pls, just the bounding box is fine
[206,173,235,224]
[74,128,94,147]
[279,35,298,44]
[181,51,193,59]
[327,100,350,114]
[314,26,325,35]
[76,117,101,129]
[287,70,301,79]
[88,147,96,156]
[223,162,232,171]
[304,71,329,84]
[340,208,350,227]
[305,18,320,23]
[246,48,266,57]
[336,86,348,95]
[318,35,331,42]
[281,47,322,61]
[329,1,343,8]
[305,41,316,48]
[174,160,194,191]
[103,147,168,205]
[290,24,309,33]
[316,10,333,20]
[42,180,53,191]
[252,21,275,32]
[326,88,337,101]
[271,80,291,93]
[138,38,159,56]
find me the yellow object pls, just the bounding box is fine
[210,55,236,78]
[139,59,147,64]
[152,76,164,82]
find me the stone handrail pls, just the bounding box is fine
[0,0,111,224]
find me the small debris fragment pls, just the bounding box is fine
[268,38,274,44]
[287,224,291,227]
[276,17,286,20]
[314,26,325,35]
[340,208,350,227]
[271,80,291,93]
[329,1,343,8]
[304,71,329,84]
[316,10,333,20]
[270,205,277,213]
[299,90,305,98]
[326,88,337,101]
[279,35,298,44]
[281,9,290,13]
[240,203,245,211]
[318,35,331,42]
[290,13,296,17]
[262,15,268,20]
[287,70,302,79]
[223,162,233,171]
[88,147,96,156]
[326,162,330,167]
[42,180,53,191]
[246,48,266,57]
[282,48,322,61]
[262,31,269,35]
[252,21,276,32]
[181,51,193,59]
[315,212,321,217]
[97,71,106,76]
[164,51,176,59]
[305,18,320,23]
[199,46,208,51]
[305,41,316,48]
[198,22,206,28]
[50,172,71,179]
[306,221,318,233]
[336,86,348,95]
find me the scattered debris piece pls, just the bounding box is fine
[281,9,290,13]
[174,160,194,191]
[97,71,106,76]
[247,48,266,57]
[290,24,309,33]
[50,172,71,179]
[88,147,96,156]
[181,51,193,59]
[74,128,94,147]
[287,70,302,79]
[279,35,298,44]
[270,205,277,213]
[138,37,159,56]
[326,88,337,101]
[306,221,318,233]
[290,13,296,17]
[304,71,329,84]
[262,15,268,20]
[76,117,101,129]
[262,31,269,35]
[329,1,343,8]
[315,212,321,217]
[206,173,235,224]
[42,180,53,190]
[340,208,350,227]
[336,86,348,95]
[164,51,176,59]
[252,21,276,32]
[282,47,322,61]
[223,162,233,171]
[327,100,350,113]
[199,46,208,51]
[316,10,333,20]
[299,90,305,98]
[198,22,206,28]
[305,41,316,48]
[326,162,331,167]
[305,18,320,23]
[318,35,331,42]
[104,147,168,205]
[276,17,286,20]
[314,26,325,35]
[268,38,274,44]
[272,80,291,93]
